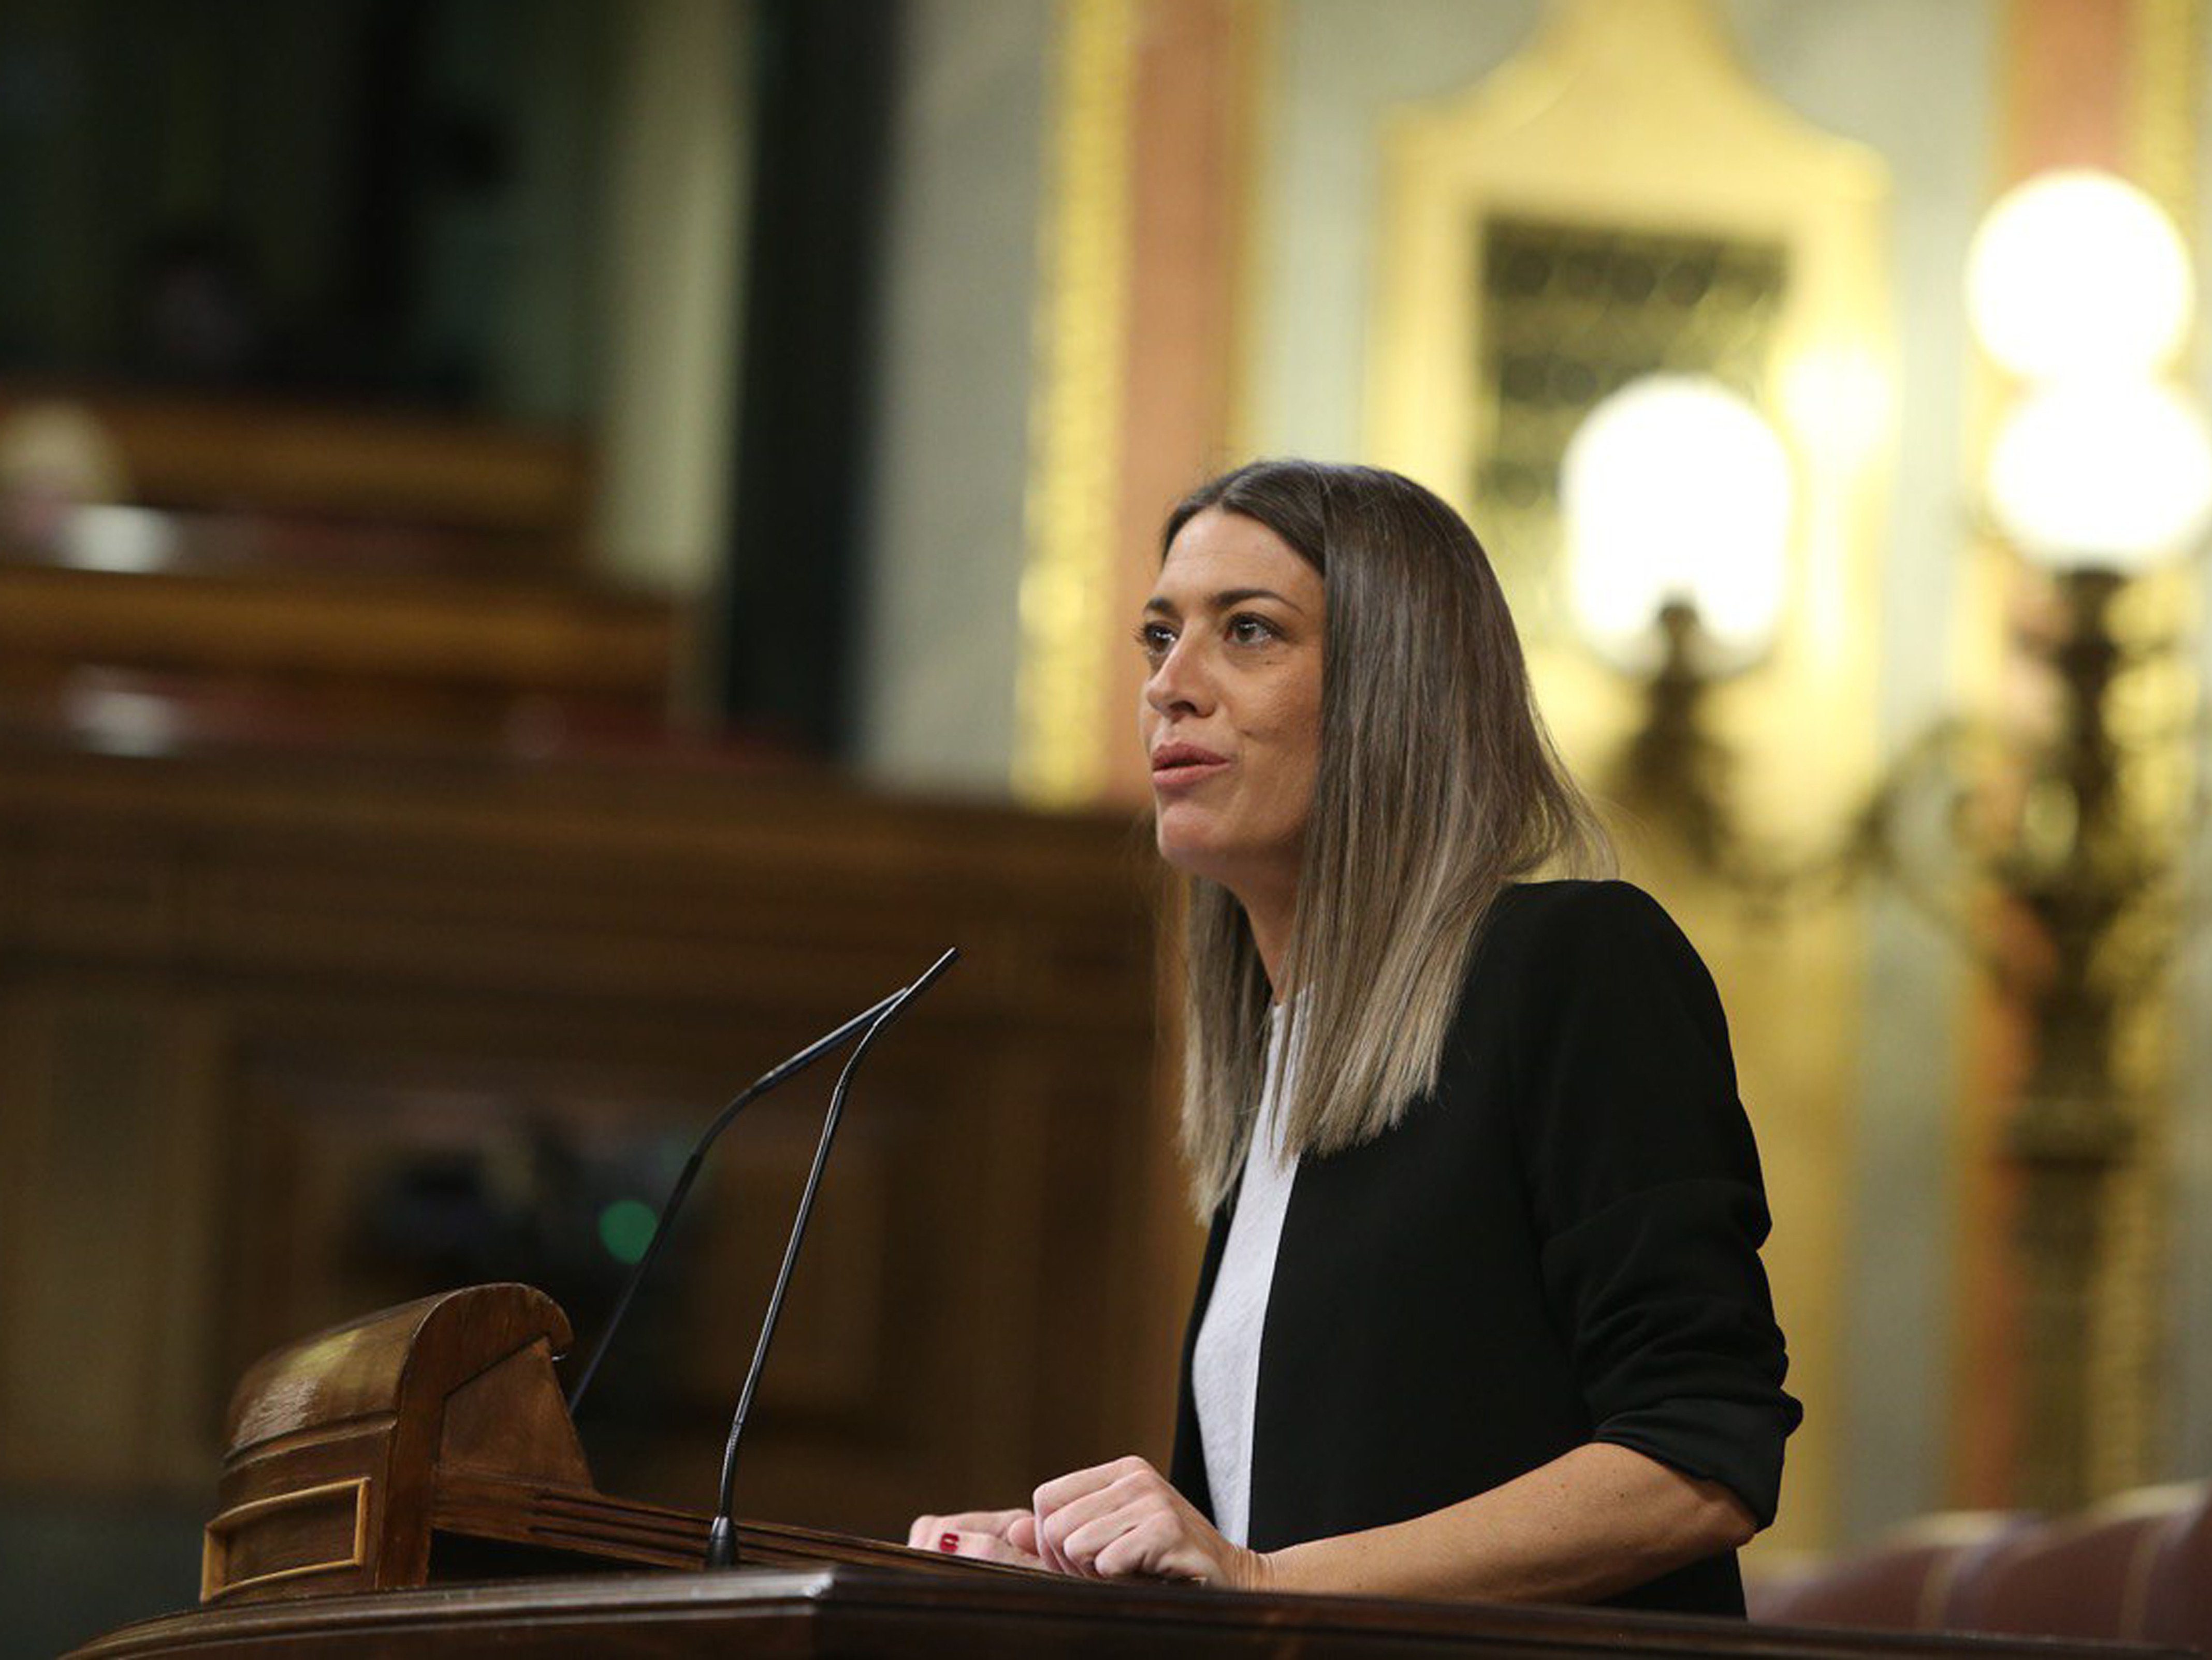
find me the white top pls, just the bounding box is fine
[1190,1007,1300,1549]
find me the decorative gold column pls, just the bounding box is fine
[1013,0,1139,809]
[1013,0,1268,811]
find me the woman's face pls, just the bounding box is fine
[1138,506,1326,909]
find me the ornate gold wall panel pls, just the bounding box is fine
[1367,0,1893,1556]
[1367,0,1889,824]
[1475,215,1789,630]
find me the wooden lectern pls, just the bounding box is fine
[69,1284,2198,1660]
[192,1282,1001,1605]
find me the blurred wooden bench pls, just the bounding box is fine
[0,384,592,549]
[1751,1482,2212,1651]
[0,384,676,744]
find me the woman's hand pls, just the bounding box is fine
[908,1457,1271,1586]
[1033,1455,1271,1589]
[905,1506,1043,1566]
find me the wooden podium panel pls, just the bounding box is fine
[0,734,1172,1541]
[70,1564,2198,1660]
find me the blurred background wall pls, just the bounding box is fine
[5,0,2212,1653]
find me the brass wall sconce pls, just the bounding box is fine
[1558,372,1809,901]
[1564,169,2212,1511]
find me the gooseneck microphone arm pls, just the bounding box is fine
[704,945,959,1569]
[563,987,906,1418]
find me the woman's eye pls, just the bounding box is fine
[1227,614,1278,646]
[1134,621,1175,659]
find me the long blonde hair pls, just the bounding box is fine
[1167,461,1613,1214]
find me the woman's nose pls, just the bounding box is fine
[1144,638,1212,717]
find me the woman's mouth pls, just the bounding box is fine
[1151,742,1230,790]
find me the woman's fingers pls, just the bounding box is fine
[1034,1460,1148,1575]
[1029,1459,1113,1574]
[1036,1458,1190,1579]
[905,1507,1029,1550]
[1056,1502,1151,1576]
[1034,1454,1150,1519]
[1093,1509,1197,1581]
[1033,1454,1262,1586]
[934,1528,1046,1568]
[906,1514,957,1550]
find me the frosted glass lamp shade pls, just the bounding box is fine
[1967,170,2193,382]
[1561,375,1794,674]
[1985,380,2212,571]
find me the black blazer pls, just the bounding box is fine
[1167,880,1800,1615]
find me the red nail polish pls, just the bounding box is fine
[938,1532,959,1553]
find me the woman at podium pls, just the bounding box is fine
[910,460,1799,1614]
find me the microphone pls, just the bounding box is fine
[704,945,959,1569]
[564,985,907,1418]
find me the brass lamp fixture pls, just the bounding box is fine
[1558,372,1804,898]
[1563,169,2212,1510]
[1955,169,2210,1512]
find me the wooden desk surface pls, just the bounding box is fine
[68,1566,2195,1660]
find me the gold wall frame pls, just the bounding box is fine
[1367,0,1894,1556]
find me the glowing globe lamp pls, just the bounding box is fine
[1986,380,2212,572]
[1967,170,2193,382]
[1561,374,1795,674]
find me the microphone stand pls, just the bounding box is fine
[564,988,905,1418]
[704,946,959,1568]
